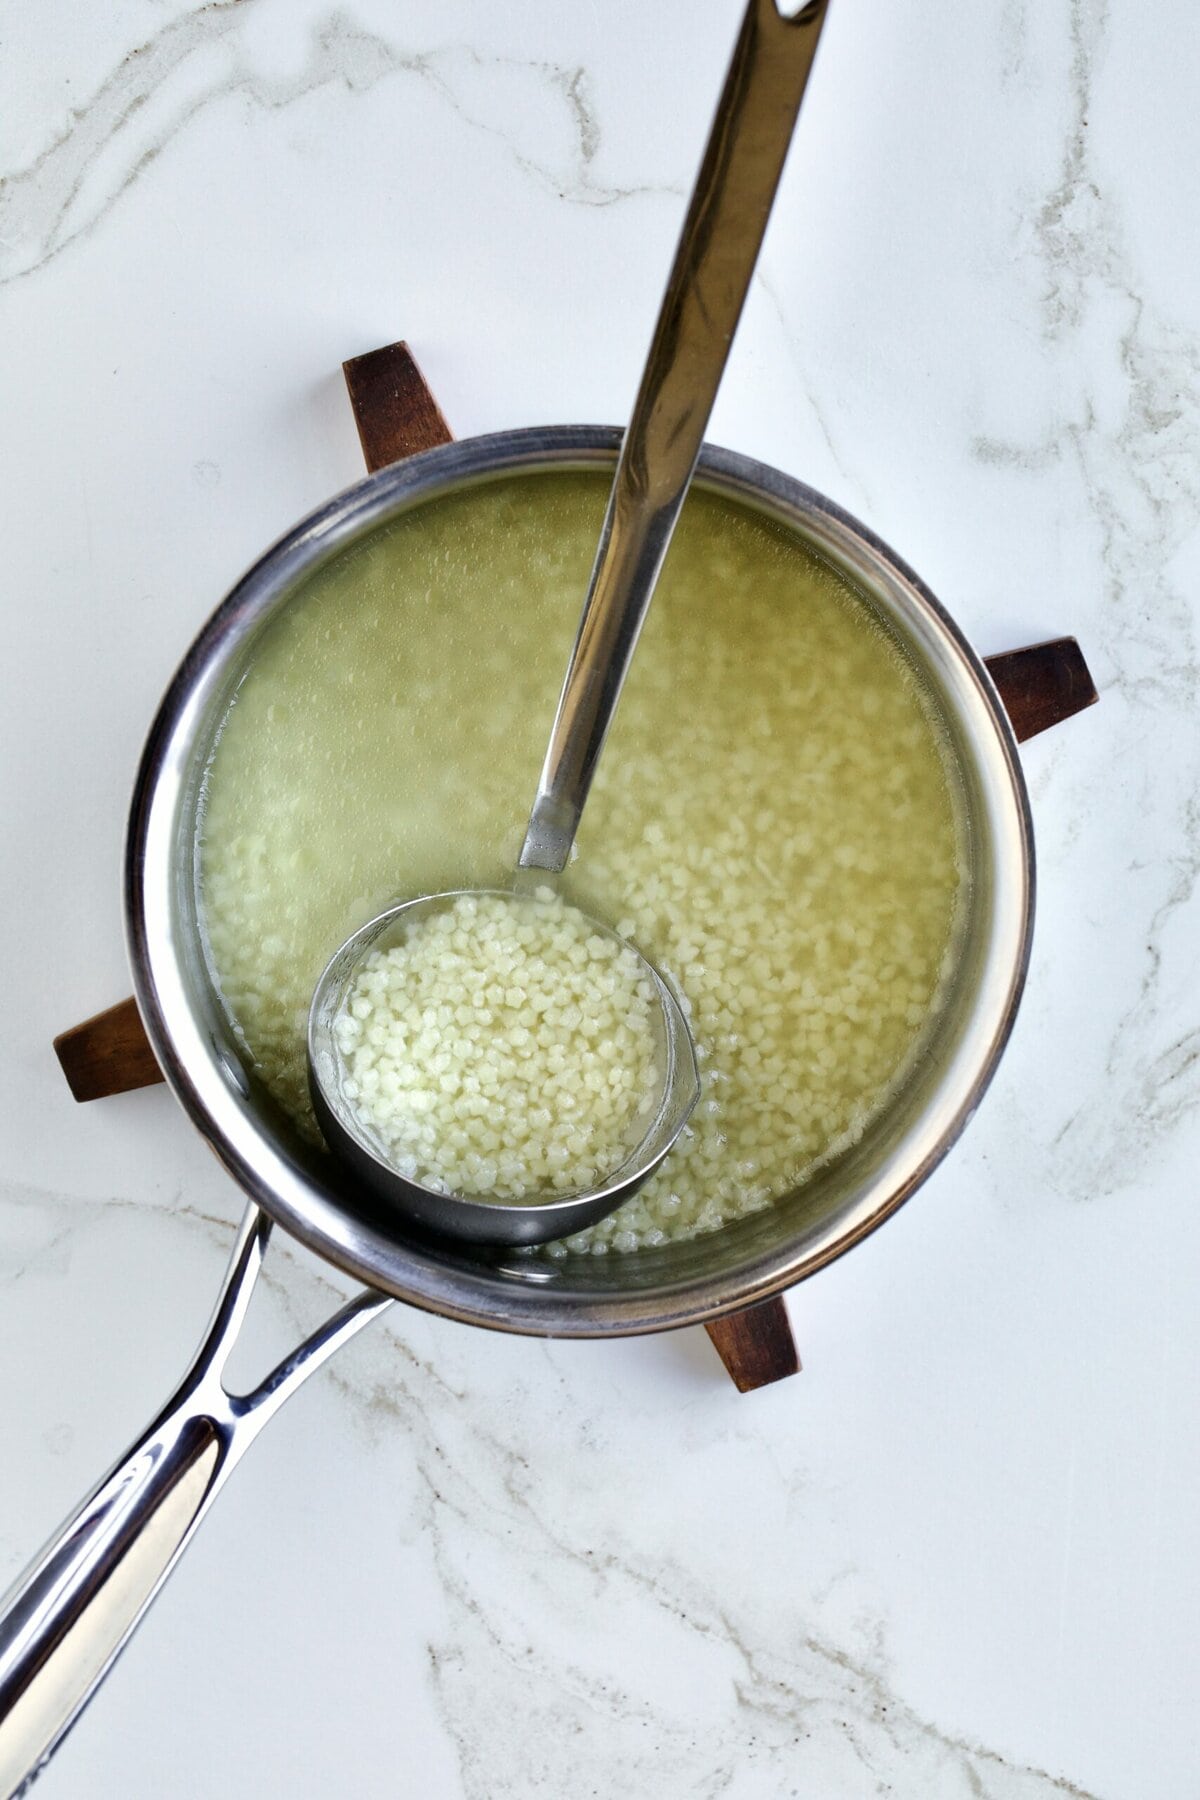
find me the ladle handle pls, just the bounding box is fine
[0,1206,387,1797]
[520,0,831,872]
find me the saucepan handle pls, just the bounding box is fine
[0,1205,388,1797]
[0,1406,228,1798]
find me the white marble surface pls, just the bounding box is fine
[2,1,1197,1794]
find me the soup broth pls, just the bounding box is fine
[199,473,965,1254]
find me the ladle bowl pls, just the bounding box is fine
[307,888,701,1247]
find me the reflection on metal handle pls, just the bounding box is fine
[519,0,831,873]
[0,1206,389,1797]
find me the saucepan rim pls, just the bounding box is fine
[125,426,1034,1335]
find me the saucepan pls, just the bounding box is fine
[132,423,1038,1326]
[1,411,1071,1793]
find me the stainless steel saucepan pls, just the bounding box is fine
[0,0,1042,1783]
[0,425,1036,1794]
[131,425,1035,1340]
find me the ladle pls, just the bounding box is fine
[308,0,832,1243]
[0,2,831,1788]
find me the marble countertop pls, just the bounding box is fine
[3,2,1197,1795]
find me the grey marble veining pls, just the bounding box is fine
[985,2,1200,1204]
[2,2,1198,1795]
[0,3,678,289]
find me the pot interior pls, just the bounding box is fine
[130,430,1032,1334]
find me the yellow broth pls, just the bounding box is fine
[198,473,965,1254]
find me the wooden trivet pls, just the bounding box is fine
[52,341,1098,1393]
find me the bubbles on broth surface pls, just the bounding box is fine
[198,473,966,1254]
